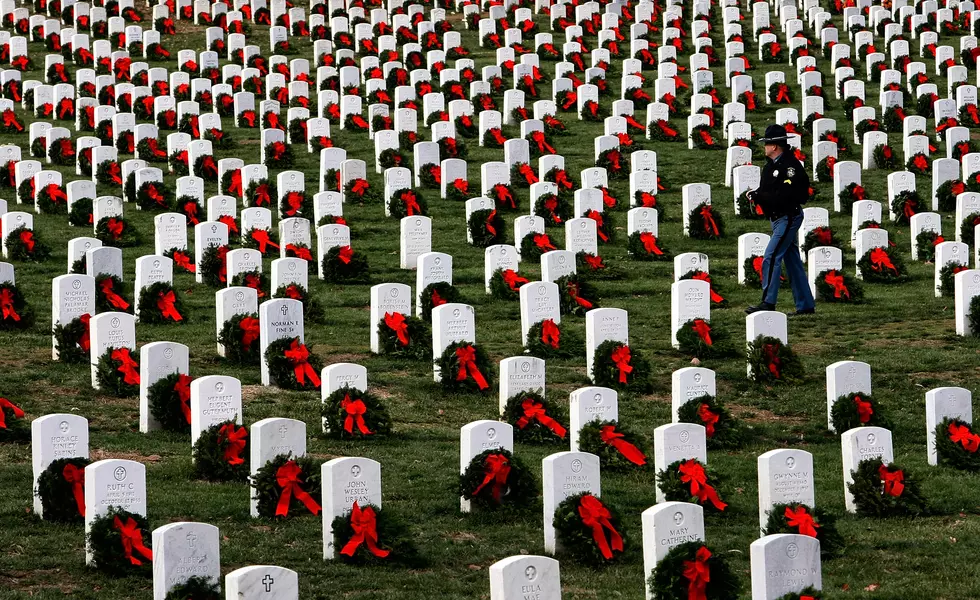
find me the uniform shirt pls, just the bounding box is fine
[756,149,809,220]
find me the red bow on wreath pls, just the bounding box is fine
[540,319,560,349]
[275,460,322,516]
[823,271,850,299]
[0,397,24,429]
[340,502,389,558]
[543,197,562,224]
[484,210,498,236]
[853,395,873,423]
[455,345,489,390]
[869,248,898,274]
[566,280,592,309]
[77,313,91,352]
[398,191,421,216]
[690,319,713,346]
[679,459,727,510]
[586,211,608,242]
[239,316,260,349]
[699,205,719,236]
[472,453,511,502]
[341,394,373,435]
[529,130,554,154]
[501,269,529,292]
[111,348,140,385]
[113,516,153,565]
[174,373,192,423]
[284,340,320,388]
[99,278,129,311]
[0,288,18,322]
[492,184,516,209]
[639,232,664,255]
[682,546,712,600]
[218,423,247,465]
[948,422,980,452]
[610,345,633,384]
[286,244,313,262]
[337,246,354,265]
[784,505,819,537]
[578,495,623,560]
[1,109,22,131]
[878,463,905,497]
[156,290,182,322]
[516,398,566,437]
[249,230,279,254]
[534,234,556,251]
[761,343,782,378]
[283,192,305,216]
[62,463,85,516]
[690,272,724,304]
[599,424,646,465]
[697,403,720,437]
[384,312,409,346]
[518,164,538,185]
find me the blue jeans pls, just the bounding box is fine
[761,212,815,311]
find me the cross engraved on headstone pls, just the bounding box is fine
[186,532,197,548]
[279,424,288,438]
[280,305,288,316]
[262,575,275,592]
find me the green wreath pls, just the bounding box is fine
[534,193,572,226]
[419,281,462,321]
[467,208,506,248]
[242,228,279,256]
[96,216,141,248]
[847,458,927,517]
[595,148,629,179]
[580,100,607,122]
[657,459,728,512]
[86,507,152,576]
[520,231,559,261]
[251,454,321,518]
[279,191,314,220]
[53,314,90,363]
[525,319,582,358]
[198,245,229,288]
[747,335,804,383]
[263,141,294,169]
[762,503,845,559]
[68,197,94,227]
[94,275,133,314]
[378,148,409,169]
[648,541,741,600]
[320,387,393,439]
[218,313,260,365]
[935,418,980,471]
[736,190,766,219]
[0,398,28,442]
[435,341,494,394]
[936,179,964,212]
[743,256,764,287]
[418,163,440,189]
[192,420,250,482]
[273,284,324,323]
[36,182,68,213]
[830,392,889,434]
[914,230,942,262]
[677,394,743,449]
[330,503,423,567]
[502,391,567,444]
[800,226,843,255]
[321,246,370,284]
[96,347,140,397]
[458,448,538,510]
[136,282,185,324]
[163,576,220,600]
[387,188,428,219]
[135,180,173,211]
[939,261,969,297]
[36,457,91,522]
[687,204,725,239]
[264,337,323,390]
[872,144,898,169]
[343,178,383,204]
[230,270,269,301]
[489,268,530,301]
[30,136,46,158]
[5,226,50,262]
[890,190,922,225]
[0,283,33,330]
[553,492,626,565]
[245,178,277,208]
[376,313,430,360]
[838,183,868,215]
[147,372,192,432]
[557,273,600,316]
[578,420,649,470]
[815,269,865,303]
[959,212,980,246]
[857,246,908,283]
[124,172,137,203]
[591,340,652,393]
[675,319,735,359]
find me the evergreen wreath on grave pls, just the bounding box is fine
[279,191,314,220]
[36,456,90,522]
[344,177,382,204]
[436,341,493,393]
[936,179,966,211]
[218,313,260,365]
[512,161,538,188]
[251,454,322,518]
[648,118,683,141]
[438,136,468,159]
[679,270,727,307]
[939,262,970,297]
[419,281,462,322]
[94,274,132,313]
[53,313,92,363]
[0,108,23,135]
[467,208,506,248]
[86,507,153,576]
[815,269,864,303]
[147,372,193,432]
[0,160,16,189]
[459,448,537,510]
[649,541,740,600]
[578,420,649,470]
[135,180,172,211]
[736,189,767,218]
[137,282,186,324]
[503,391,568,443]
[242,228,279,260]
[854,118,882,140]
[762,40,785,62]
[265,337,322,390]
[914,230,943,262]
[803,111,825,136]
[544,114,569,137]
[961,103,980,128]
[882,105,907,133]
[847,458,927,517]
[274,283,323,322]
[857,246,908,283]
[47,137,75,166]
[769,82,793,104]
[136,137,169,163]
[553,492,626,565]
[487,182,520,210]
[169,148,190,176]
[557,273,599,316]
[743,255,767,287]
[830,392,889,433]
[193,420,249,482]
[387,189,427,218]
[178,113,201,138]
[489,268,531,301]
[814,156,836,183]
[0,395,27,441]
[953,140,979,161]
[377,148,408,169]
[526,130,556,159]
[163,576,220,600]
[30,136,46,159]
[321,387,393,439]
[193,154,220,182]
[5,226,50,262]
[376,312,430,360]
[591,341,652,393]
[747,335,804,383]
[96,347,141,397]
[263,141,294,169]
[658,458,728,512]
[331,502,423,567]
[937,118,962,142]
[580,100,606,121]
[483,127,507,148]
[96,216,141,248]
[0,281,32,331]
[417,163,440,189]
[245,178,276,208]
[576,251,623,281]
[905,152,931,176]
[17,179,34,207]
[526,316,582,357]
[960,212,980,246]
[520,231,559,261]
[78,148,95,177]
[936,418,980,471]
[595,148,629,178]
[678,394,743,449]
[675,319,735,359]
[230,270,269,301]
[534,193,572,226]
[687,204,725,240]
[762,503,845,559]
[199,244,230,287]
[321,245,370,284]
[800,226,843,255]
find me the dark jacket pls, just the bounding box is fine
[754,150,809,220]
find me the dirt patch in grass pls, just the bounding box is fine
[727,403,808,425]
[90,449,164,462]
[321,352,369,363]
[2,571,77,594]
[445,531,479,543]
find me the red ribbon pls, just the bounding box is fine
[639,192,658,208]
[878,464,905,497]
[341,394,372,435]
[540,319,560,349]
[690,319,713,346]
[824,271,850,299]
[62,463,85,516]
[472,453,511,502]
[518,164,538,185]
[610,345,633,384]
[949,422,980,452]
[350,179,370,196]
[1,109,22,131]
[239,316,259,349]
[218,423,247,465]
[113,516,153,565]
[493,185,515,209]
[853,395,873,423]
[775,84,790,103]
[384,312,409,346]
[501,269,529,292]
[0,288,18,322]
[0,397,24,429]
[699,206,719,236]
[698,403,719,437]
[869,248,898,274]
[784,506,819,537]
[111,348,140,385]
[762,343,782,378]
[170,373,192,423]
[100,279,130,310]
[249,230,279,254]
[338,246,354,265]
[284,340,321,388]
[691,272,724,304]
[742,91,756,110]
[145,139,167,159]
[639,232,663,255]
[340,502,390,557]
[529,130,554,155]
[600,425,646,465]
[156,290,182,322]
[485,210,498,236]
[682,546,712,600]
[275,460,322,516]
[398,191,421,216]
[566,280,593,309]
[586,210,608,242]
[455,345,489,390]
[534,234,556,251]
[286,244,312,261]
[516,398,566,437]
[679,459,727,510]
[544,197,562,224]
[578,495,623,560]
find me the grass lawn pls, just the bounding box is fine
[2,3,980,600]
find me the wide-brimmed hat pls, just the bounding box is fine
[759,124,790,145]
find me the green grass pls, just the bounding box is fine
[2,5,980,600]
